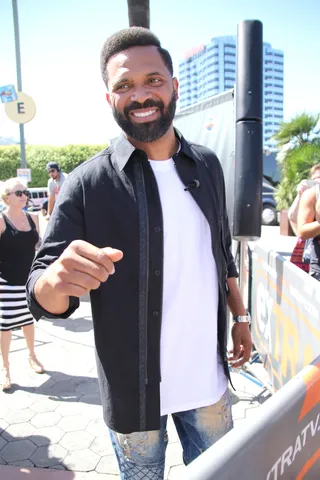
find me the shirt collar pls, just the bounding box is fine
[112,128,197,171]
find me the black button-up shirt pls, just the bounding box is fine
[26,130,238,434]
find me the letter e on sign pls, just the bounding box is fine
[5,92,36,124]
[17,102,25,114]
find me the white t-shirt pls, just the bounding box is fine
[48,172,68,199]
[149,158,227,416]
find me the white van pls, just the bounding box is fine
[28,187,48,211]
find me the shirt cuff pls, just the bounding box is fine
[227,262,239,279]
[27,270,80,321]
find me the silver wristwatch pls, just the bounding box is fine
[233,312,251,325]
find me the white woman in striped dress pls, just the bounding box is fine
[0,178,44,390]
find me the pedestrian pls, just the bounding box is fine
[297,163,320,280]
[288,167,320,272]
[26,27,252,478]
[0,178,44,391]
[41,198,48,217]
[46,161,68,216]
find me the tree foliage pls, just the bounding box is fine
[273,113,319,148]
[274,113,320,210]
[0,144,107,187]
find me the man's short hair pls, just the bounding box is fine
[100,27,173,87]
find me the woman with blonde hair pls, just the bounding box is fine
[0,178,44,390]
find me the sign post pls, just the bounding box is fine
[17,168,31,186]
[8,0,37,169]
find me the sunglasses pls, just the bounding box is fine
[8,189,29,197]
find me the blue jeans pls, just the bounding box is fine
[109,389,233,479]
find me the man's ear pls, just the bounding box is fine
[106,92,111,106]
[173,77,179,101]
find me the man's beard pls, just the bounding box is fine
[111,92,176,142]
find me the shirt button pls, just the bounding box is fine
[154,226,161,233]
[152,311,159,317]
[154,270,161,276]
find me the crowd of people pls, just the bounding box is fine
[1,25,317,478]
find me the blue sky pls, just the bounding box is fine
[1,0,320,145]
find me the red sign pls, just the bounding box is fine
[185,44,205,59]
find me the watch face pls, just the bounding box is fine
[234,315,251,324]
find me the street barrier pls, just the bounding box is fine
[186,356,320,479]
[250,244,320,391]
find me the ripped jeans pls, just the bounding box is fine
[109,389,233,479]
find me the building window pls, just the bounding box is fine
[207,62,219,70]
[207,54,218,60]
[207,44,218,51]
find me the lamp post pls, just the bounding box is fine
[12,0,26,168]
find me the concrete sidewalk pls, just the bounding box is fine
[0,300,271,479]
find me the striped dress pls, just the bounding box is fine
[0,278,34,330]
[0,213,39,331]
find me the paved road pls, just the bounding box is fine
[0,302,271,478]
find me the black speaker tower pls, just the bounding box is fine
[233,20,263,240]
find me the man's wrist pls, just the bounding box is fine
[34,276,69,315]
[233,312,251,325]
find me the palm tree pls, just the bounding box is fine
[274,113,320,209]
[276,142,320,209]
[127,0,150,28]
[273,113,319,148]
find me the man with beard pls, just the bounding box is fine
[46,162,68,216]
[26,27,252,478]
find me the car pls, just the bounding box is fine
[27,187,48,211]
[262,181,278,226]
